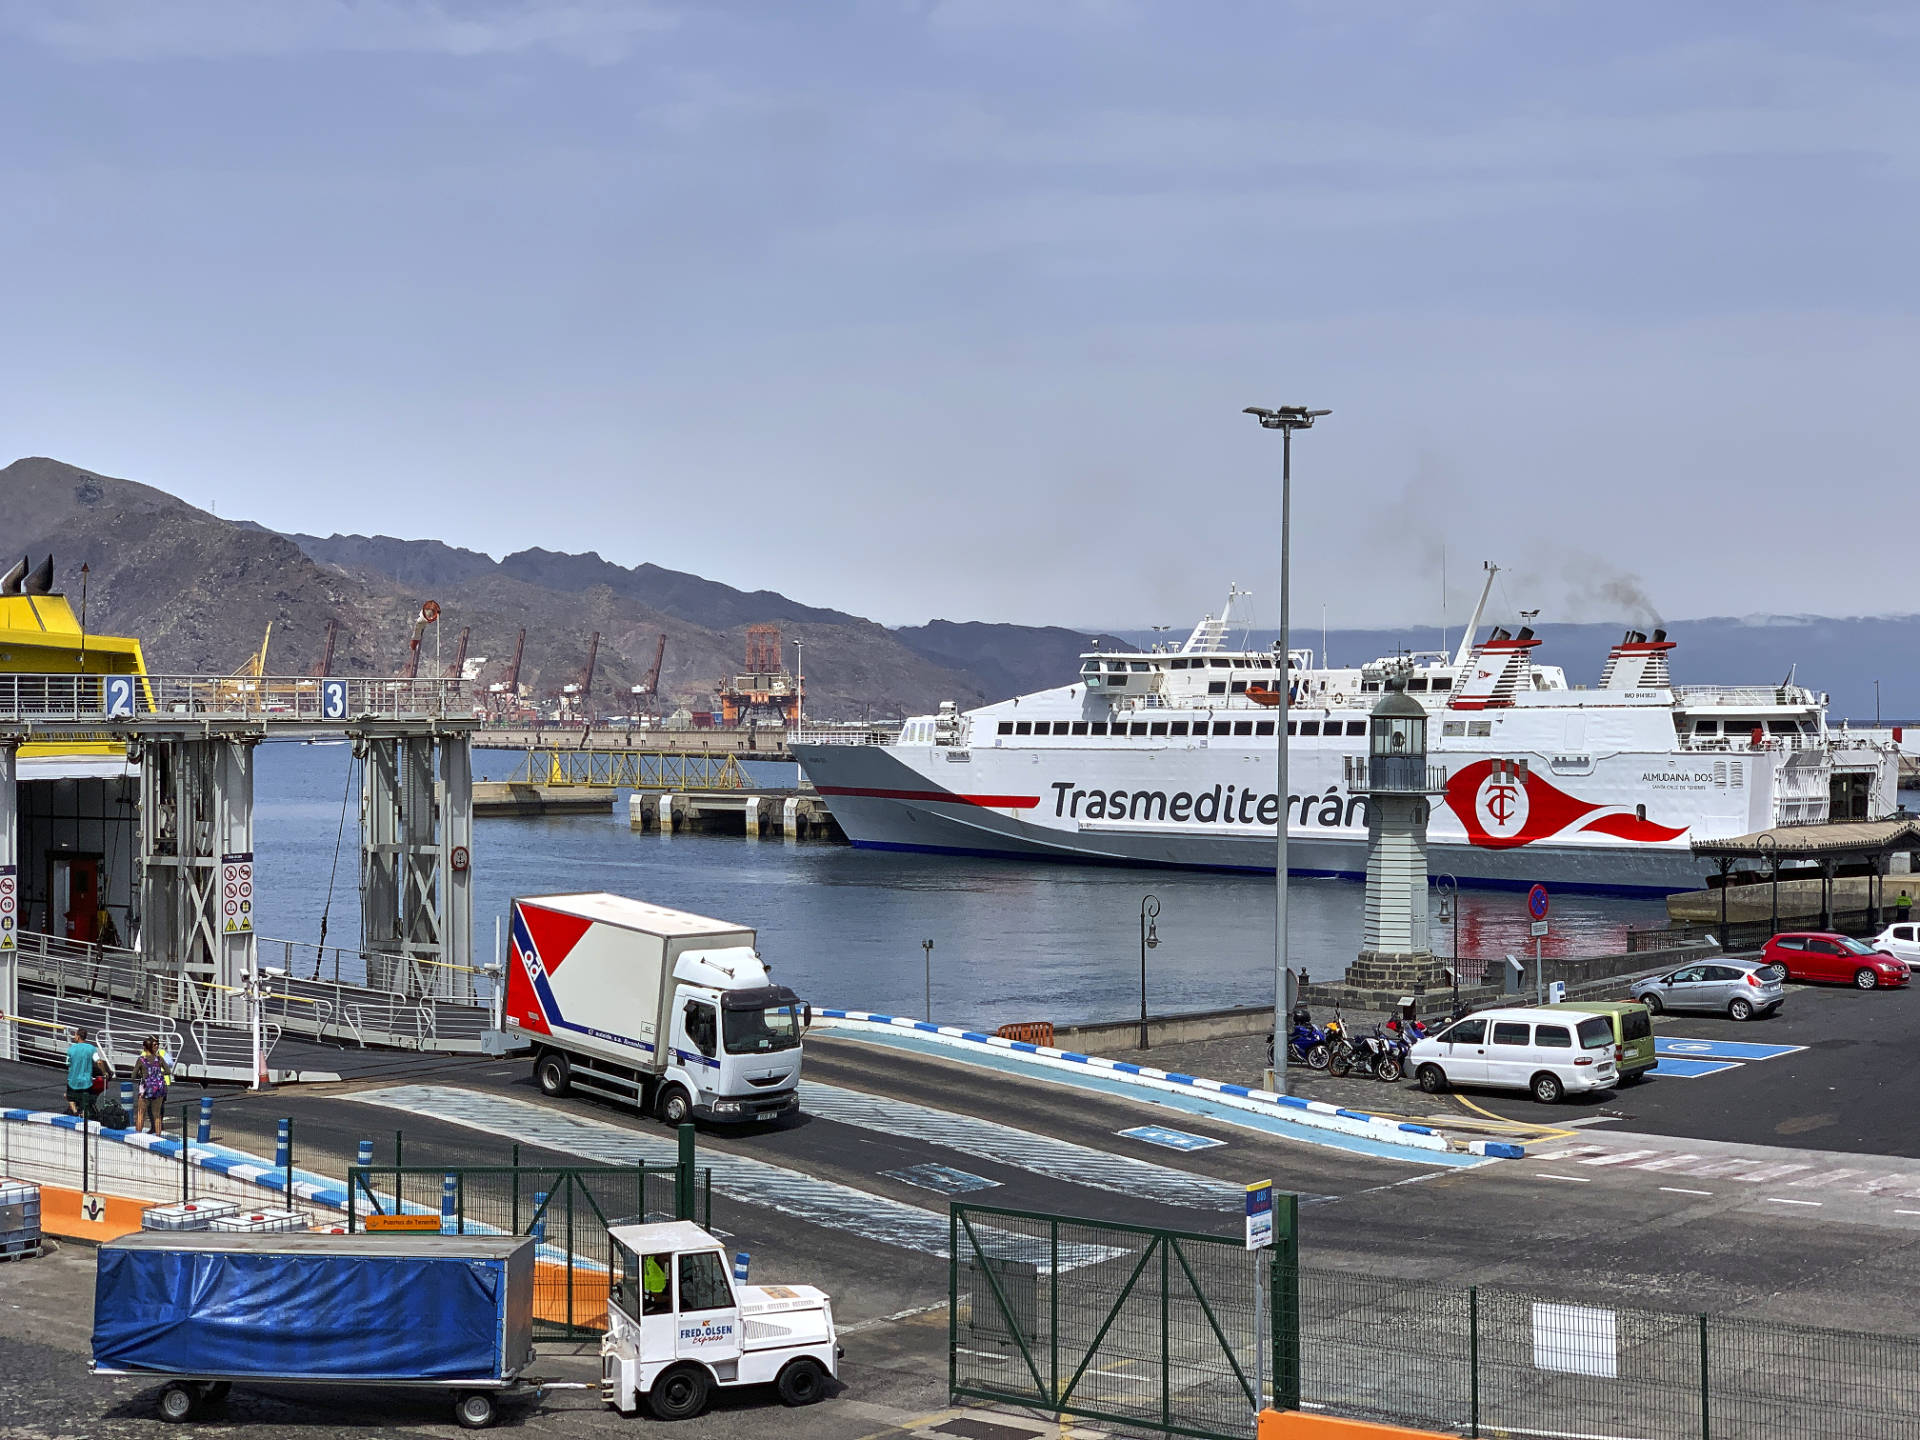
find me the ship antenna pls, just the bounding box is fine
[1451,561,1499,670]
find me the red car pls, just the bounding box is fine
[1761,932,1911,989]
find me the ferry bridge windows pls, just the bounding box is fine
[1286,721,1296,735]
[1091,721,1108,736]
[1468,721,1492,738]
[1169,721,1189,736]
[1210,658,1231,668]
[1015,721,1032,735]
[1071,721,1089,736]
[1233,720,1254,737]
[1345,721,1366,737]
[1169,658,1189,670]
[1230,681,1247,695]
[1407,678,1429,692]
[1299,721,1321,736]
[1432,676,1453,691]
[1130,722,1149,736]
[1442,722,1465,737]
[1768,721,1796,736]
[1694,720,1719,735]
[1255,720,1273,736]
[1130,662,1150,673]
[1149,721,1168,737]
[1208,681,1227,695]
[1212,721,1232,737]
[998,721,1014,735]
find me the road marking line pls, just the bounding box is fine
[1577,1149,1662,1167]
[1535,1173,1591,1183]
[1896,1210,1920,1217]
[1726,1164,1813,1184]
[1660,1187,1714,1196]
[841,1301,950,1334]
[1765,1198,1821,1206]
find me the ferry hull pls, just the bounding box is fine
[795,743,1709,895]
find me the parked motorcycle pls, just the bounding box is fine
[1264,1009,1331,1070]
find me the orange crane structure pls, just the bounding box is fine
[399,601,440,679]
[557,631,600,726]
[446,626,471,679]
[487,628,528,719]
[310,618,339,678]
[719,624,801,726]
[630,632,668,719]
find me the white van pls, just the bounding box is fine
[1409,1006,1618,1104]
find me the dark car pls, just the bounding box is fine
[1761,932,1910,990]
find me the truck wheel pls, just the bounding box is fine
[658,1085,692,1126]
[536,1051,571,1098]
[158,1384,198,1423]
[776,1356,828,1406]
[647,1363,710,1420]
[454,1391,497,1429]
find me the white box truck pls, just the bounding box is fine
[504,893,806,1126]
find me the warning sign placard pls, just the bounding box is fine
[0,864,15,951]
[220,852,254,934]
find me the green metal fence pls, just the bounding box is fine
[1296,1268,1920,1440]
[346,1162,709,1338]
[950,1200,1300,1440]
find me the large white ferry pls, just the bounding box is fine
[792,574,1899,894]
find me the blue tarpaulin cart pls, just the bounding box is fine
[91,1231,537,1427]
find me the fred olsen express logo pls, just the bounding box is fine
[679,1319,735,1347]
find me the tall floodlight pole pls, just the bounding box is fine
[1244,405,1331,1095]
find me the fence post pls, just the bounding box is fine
[1160,1237,1171,1434]
[180,1103,191,1203]
[565,1180,576,1332]
[1469,1286,1480,1439]
[704,1167,711,1229]
[283,1117,294,1204]
[395,1129,403,1168]
[1050,1218,1060,1412]
[347,1168,357,1232]
[1272,1194,1301,1412]
[948,1206,959,1402]
[675,1123,696,1221]
[457,1172,466,1235]
[1699,1313,1709,1440]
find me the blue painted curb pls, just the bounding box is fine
[819,1009,1451,1144]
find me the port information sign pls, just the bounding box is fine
[221,852,254,934]
[1245,1180,1275,1250]
[1528,885,1550,920]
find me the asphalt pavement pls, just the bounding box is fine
[11,1002,1920,1436]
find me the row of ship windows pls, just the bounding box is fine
[997,718,1374,738]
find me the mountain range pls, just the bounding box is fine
[4,455,1912,723]
[0,456,1115,717]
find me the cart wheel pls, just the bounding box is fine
[776,1356,828,1406]
[158,1383,198,1423]
[647,1363,711,1420]
[454,1391,497,1429]
[201,1381,232,1404]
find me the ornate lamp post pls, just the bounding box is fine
[1139,895,1160,1050]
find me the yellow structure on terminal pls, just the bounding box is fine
[0,558,150,757]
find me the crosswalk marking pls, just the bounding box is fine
[801,1080,1245,1212]
[345,1085,1123,1269]
[1534,1143,1920,1201]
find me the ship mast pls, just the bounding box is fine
[1450,562,1500,671]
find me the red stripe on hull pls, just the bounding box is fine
[815,784,1040,810]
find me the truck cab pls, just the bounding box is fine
[665,965,804,1124]
[600,1221,839,1420]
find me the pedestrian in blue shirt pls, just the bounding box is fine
[65,1028,102,1118]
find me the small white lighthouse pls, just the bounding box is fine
[1345,676,1444,993]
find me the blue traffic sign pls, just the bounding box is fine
[1527,885,1550,921]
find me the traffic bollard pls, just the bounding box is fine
[197,1096,212,1144]
[356,1139,373,1170]
[119,1080,133,1113]
[275,1118,290,1170]
[442,1174,457,1234]
[532,1191,548,1243]
[734,1252,750,1283]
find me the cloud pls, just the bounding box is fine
[0,0,676,64]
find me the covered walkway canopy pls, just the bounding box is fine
[1691,818,1920,934]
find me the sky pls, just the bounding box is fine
[2,1,1916,633]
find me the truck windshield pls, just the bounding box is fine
[724,1004,802,1055]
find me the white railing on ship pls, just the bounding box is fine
[1672,685,1811,708]
[0,674,471,723]
[788,726,897,747]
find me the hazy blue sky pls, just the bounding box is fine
[2,2,1914,631]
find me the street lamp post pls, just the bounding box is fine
[1244,404,1330,1094]
[1436,873,1460,1015]
[921,938,933,1022]
[1139,895,1160,1050]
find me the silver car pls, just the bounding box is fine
[1631,958,1785,1021]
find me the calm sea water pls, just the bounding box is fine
[252,741,1668,1027]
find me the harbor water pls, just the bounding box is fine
[255,741,1668,1027]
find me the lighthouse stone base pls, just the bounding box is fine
[1345,948,1445,993]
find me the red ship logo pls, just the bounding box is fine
[1443,759,1689,850]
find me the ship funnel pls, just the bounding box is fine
[1489,626,1511,642]
[23,555,54,595]
[0,558,25,595]
[1516,626,1535,642]
[1653,627,1668,643]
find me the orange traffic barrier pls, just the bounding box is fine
[533,1259,610,1331]
[1259,1410,1452,1440]
[36,1183,154,1243]
[995,1022,1055,1047]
